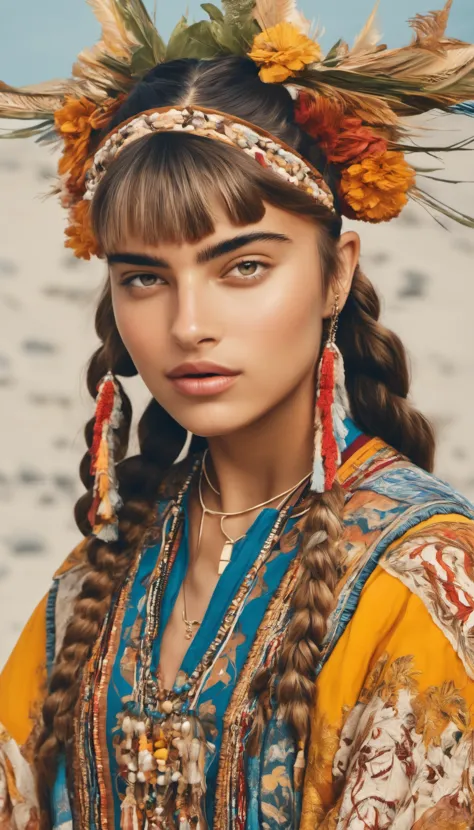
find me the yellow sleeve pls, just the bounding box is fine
[0,539,88,827]
[0,594,48,748]
[301,559,474,828]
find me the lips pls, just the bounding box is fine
[166,361,241,397]
[166,361,239,379]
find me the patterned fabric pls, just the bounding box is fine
[1,434,474,829]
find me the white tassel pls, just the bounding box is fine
[120,788,139,830]
[294,746,306,791]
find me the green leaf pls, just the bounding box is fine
[165,16,190,61]
[166,21,222,60]
[130,44,156,76]
[222,0,255,28]
[201,3,225,23]
[211,21,242,53]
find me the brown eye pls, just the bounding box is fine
[237,261,259,277]
[224,260,269,282]
[121,273,165,288]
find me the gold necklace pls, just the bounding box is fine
[182,580,200,640]
[181,452,311,639]
[199,450,311,574]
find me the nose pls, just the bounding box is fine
[170,274,220,350]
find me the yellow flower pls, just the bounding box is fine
[340,151,416,223]
[248,22,321,84]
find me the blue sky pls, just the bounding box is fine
[0,0,473,86]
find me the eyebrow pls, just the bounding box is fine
[106,232,291,269]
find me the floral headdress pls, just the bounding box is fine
[1,0,474,259]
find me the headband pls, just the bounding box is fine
[83,106,335,212]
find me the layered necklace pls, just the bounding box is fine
[116,454,311,830]
[182,450,311,639]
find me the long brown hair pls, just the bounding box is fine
[35,55,435,826]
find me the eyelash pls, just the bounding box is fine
[120,259,269,289]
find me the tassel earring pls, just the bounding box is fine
[311,295,350,493]
[87,370,124,541]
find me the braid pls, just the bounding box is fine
[248,484,344,758]
[35,283,190,829]
[339,266,435,471]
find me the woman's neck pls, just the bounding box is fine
[205,376,315,514]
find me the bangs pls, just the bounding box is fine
[90,132,280,252]
[90,131,339,253]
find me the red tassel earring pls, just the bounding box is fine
[311,296,349,493]
[87,371,124,541]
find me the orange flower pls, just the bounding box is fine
[65,199,101,260]
[55,94,124,197]
[248,22,321,83]
[295,93,387,164]
[340,151,416,223]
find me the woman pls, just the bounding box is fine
[1,1,474,829]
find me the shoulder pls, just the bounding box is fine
[335,438,474,676]
[380,515,474,678]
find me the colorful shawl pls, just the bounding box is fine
[1,435,474,829]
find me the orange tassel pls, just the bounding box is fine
[88,372,123,540]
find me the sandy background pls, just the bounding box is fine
[0,116,473,669]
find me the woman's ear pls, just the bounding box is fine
[323,231,360,317]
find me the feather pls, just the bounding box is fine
[0,82,66,118]
[0,119,55,142]
[72,48,133,99]
[116,0,166,61]
[252,0,310,34]
[409,0,453,48]
[351,2,382,56]
[411,185,474,228]
[312,39,474,113]
[86,0,138,58]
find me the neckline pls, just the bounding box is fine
[152,417,367,684]
[151,486,302,688]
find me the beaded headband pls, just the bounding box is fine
[83,105,335,213]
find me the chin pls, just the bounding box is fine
[170,402,260,440]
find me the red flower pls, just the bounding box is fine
[295,92,387,165]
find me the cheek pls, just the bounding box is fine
[240,266,324,384]
[112,293,166,369]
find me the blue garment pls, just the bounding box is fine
[51,419,364,829]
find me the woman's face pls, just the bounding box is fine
[108,201,357,438]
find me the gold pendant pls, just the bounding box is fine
[218,540,233,575]
[182,610,200,640]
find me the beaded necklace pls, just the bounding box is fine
[116,456,307,830]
